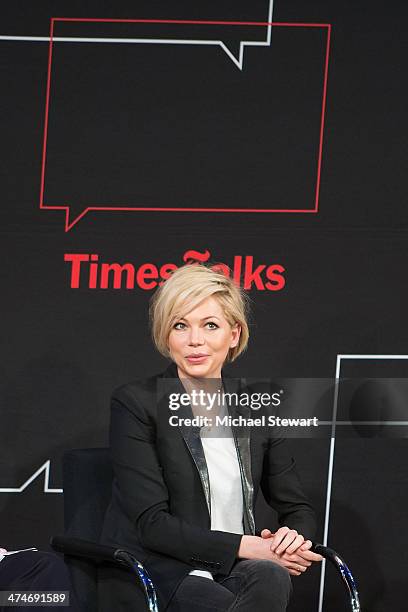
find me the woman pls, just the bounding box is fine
[99,263,322,611]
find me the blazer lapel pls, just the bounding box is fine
[160,362,211,516]
[222,374,256,535]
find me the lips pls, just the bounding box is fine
[185,354,209,363]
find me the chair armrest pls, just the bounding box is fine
[312,543,360,612]
[51,536,121,563]
[50,536,159,612]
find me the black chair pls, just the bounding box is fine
[51,448,360,612]
[52,448,157,612]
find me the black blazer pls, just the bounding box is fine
[100,362,316,609]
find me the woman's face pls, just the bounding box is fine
[167,295,241,379]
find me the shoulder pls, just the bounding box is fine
[111,361,178,415]
[112,376,157,402]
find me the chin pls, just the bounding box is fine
[179,360,210,378]
[185,365,210,378]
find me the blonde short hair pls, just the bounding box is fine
[149,263,250,363]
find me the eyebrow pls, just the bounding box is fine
[178,316,221,322]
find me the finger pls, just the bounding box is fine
[299,540,313,551]
[288,569,302,576]
[275,530,298,555]
[288,562,308,574]
[296,549,324,562]
[261,529,273,539]
[269,526,290,552]
[299,560,312,568]
[271,526,290,552]
[286,534,305,555]
[283,553,312,567]
[275,532,296,555]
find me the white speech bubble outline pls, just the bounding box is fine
[0,459,63,494]
[0,0,274,70]
[318,353,408,612]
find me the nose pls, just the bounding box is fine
[188,326,204,346]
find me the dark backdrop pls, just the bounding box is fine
[1,1,407,610]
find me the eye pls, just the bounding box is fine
[173,322,186,330]
[206,321,219,329]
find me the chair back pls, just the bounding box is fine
[62,448,113,612]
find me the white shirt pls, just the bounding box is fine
[189,419,244,580]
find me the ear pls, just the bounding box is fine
[230,323,241,348]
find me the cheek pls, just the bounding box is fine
[168,333,180,352]
[169,332,189,353]
[211,331,234,351]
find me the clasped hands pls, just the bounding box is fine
[261,527,323,576]
[238,527,323,576]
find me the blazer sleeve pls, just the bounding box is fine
[260,438,317,541]
[110,386,242,575]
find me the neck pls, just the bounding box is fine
[177,369,223,394]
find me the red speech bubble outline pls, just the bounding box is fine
[39,18,331,231]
